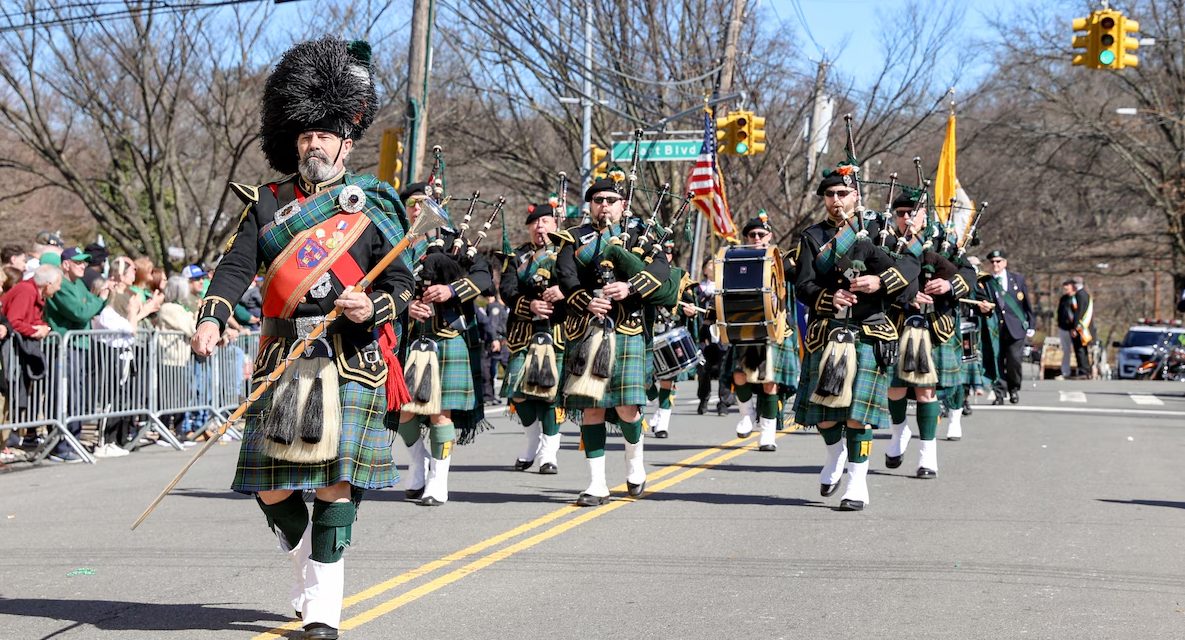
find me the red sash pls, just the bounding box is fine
[262,211,370,318]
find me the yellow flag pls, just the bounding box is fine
[933,113,958,224]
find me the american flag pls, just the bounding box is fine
[687,109,737,240]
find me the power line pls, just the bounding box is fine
[0,0,270,33]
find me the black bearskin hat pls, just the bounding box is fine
[261,37,378,175]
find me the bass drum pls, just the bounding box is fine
[712,245,786,346]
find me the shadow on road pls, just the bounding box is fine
[1097,498,1185,510]
[0,598,286,636]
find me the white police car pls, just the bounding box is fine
[1114,325,1185,379]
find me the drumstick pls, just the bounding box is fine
[959,298,994,307]
[679,301,710,314]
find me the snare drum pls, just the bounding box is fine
[960,320,981,362]
[712,245,786,346]
[652,326,703,380]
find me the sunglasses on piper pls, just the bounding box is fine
[591,196,622,205]
[746,231,771,239]
[894,209,916,217]
[823,189,853,198]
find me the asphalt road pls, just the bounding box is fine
[2,375,1183,639]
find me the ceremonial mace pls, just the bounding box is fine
[131,198,451,530]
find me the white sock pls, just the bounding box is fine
[624,439,646,485]
[918,438,938,472]
[758,417,777,448]
[651,407,671,434]
[736,399,755,436]
[423,455,451,502]
[288,522,312,614]
[404,437,428,491]
[584,455,609,497]
[303,558,344,629]
[839,460,870,504]
[520,423,542,462]
[538,432,561,466]
[820,440,846,485]
[945,411,963,439]
[888,421,911,457]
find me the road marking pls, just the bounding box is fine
[252,431,781,639]
[977,405,1182,418]
[1059,390,1087,403]
[1129,394,1165,406]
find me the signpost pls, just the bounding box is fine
[610,139,700,163]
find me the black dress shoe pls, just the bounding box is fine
[405,487,425,501]
[576,493,610,507]
[538,462,558,474]
[1009,391,1019,404]
[697,399,708,415]
[962,404,973,416]
[653,429,669,439]
[627,480,646,497]
[885,453,903,469]
[758,444,777,452]
[302,623,339,639]
[716,401,727,416]
[418,496,444,506]
[947,436,961,442]
[736,431,751,439]
[820,481,842,497]
[514,458,534,471]
[838,499,865,511]
[916,467,937,479]
[991,394,1004,406]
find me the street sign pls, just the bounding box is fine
[611,139,701,162]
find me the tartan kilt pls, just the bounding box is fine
[960,353,987,387]
[433,334,475,411]
[772,338,800,390]
[564,332,650,409]
[890,332,963,389]
[232,379,397,493]
[502,346,565,399]
[794,338,890,429]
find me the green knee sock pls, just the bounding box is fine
[658,387,673,410]
[539,404,561,437]
[310,499,355,563]
[819,424,844,446]
[735,384,753,403]
[397,416,424,448]
[620,418,643,444]
[256,491,308,550]
[916,401,940,441]
[757,392,779,419]
[581,423,607,458]
[514,400,538,426]
[429,421,456,459]
[846,427,873,463]
[888,396,909,424]
[943,385,965,411]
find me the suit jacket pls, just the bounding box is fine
[989,270,1035,341]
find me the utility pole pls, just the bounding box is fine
[405,0,435,185]
[581,0,593,202]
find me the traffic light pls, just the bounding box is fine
[746,113,767,156]
[378,127,404,190]
[716,111,747,156]
[590,144,608,178]
[1071,9,1139,70]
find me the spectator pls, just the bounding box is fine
[1056,279,1077,379]
[131,256,156,301]
[2,266,23,293]
[28,231,64,279]
[237,277,263,331]
[182,264,208,300]
[1071,276,1093,379]
[82,242,108,291]
[109,256,162,328]
[156,275,203,443]
[43,247,108,463]
[2,245,28,275]
[0,265,60,457]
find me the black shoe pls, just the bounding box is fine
[838,499,865,511]
[940,406,950,419]
[405,487,425,501]
[716,401,727,416]
[653,429,669,439]
[1009,391,1019,404]
[627,480,646,497]
[418,496,444,507]
[47,451,83,464]
[576,493,610,507]
[758,443,777,452]
[947,436,961,442]
[697,399,709,415]
[820,480,842,497]
[991,394,1005,406]
[962,405,973,416]
[736,431,751,439]
[538,462,558,474]
[302,622,339,639]
[885,454,903,469]
[294,610,302,620]
[514,458,534,471]
[916,467,937,479]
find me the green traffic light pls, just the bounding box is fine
[735,142,749,154]
[1099,49,1116,65]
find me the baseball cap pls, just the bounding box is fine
[35,231,64,247]
[182,264,208,280]
[61,247,92,262]
[38,253,61,267]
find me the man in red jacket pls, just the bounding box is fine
[1,264,60,339]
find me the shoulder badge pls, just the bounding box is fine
[228,182,259,206]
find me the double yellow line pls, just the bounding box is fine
[253,430,791,638]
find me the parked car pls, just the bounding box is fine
[1113,325,1185,379]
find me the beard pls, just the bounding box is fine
[298,149,337,183]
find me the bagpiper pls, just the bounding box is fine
[793,163,918,511]
[191,38,415,639]
[553,175,671,506]
[500,199,567,473]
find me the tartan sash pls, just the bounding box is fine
[813,223,858,274]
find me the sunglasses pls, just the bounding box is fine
[894,209,916,217]
[591,196,622,205]
[746,231,771,239]
[823,189,853,198]
[989,258,1005,263]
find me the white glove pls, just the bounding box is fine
[1025,329,1035,338]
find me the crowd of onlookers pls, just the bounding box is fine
[0,231,256,465]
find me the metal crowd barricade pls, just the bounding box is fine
[0,332,85,462]
[204,331,260,439]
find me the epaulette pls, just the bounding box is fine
[549,229,576,247]
[228,181,259,205]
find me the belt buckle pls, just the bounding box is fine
[361,348,381,365]
[294,315,325,340]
